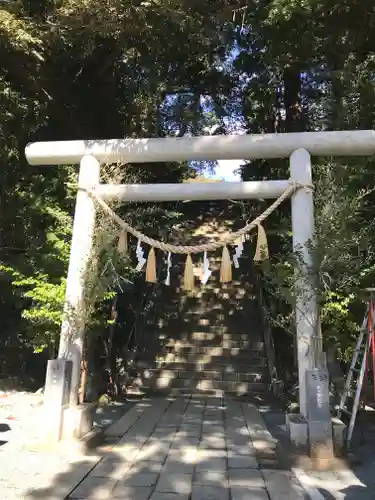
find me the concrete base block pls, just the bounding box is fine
[62,403,96,440]
[332,417,347,457]
[287,413,347,459]
[308,420,334,464]
[287,414,308,452]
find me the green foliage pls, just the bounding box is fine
[2,0,375,381]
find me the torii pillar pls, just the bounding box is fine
[25,130,375,450]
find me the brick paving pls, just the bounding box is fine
[6,395,372,499]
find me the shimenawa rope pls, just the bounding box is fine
[86,180,311,255]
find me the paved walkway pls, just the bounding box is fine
[13,396,309,500]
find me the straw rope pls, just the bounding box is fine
[87,181,311,255]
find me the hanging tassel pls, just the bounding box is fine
[220,246,232,283]
[183,254,195,291]
[254,224,269,262]
[146,247,157,283]
[117,231,128,255]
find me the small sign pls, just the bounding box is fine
[44,359,73,408]
[306,368,334,458]
[306,368,330,422]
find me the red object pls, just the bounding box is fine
[371,299,375,401]
[365,299,375,403]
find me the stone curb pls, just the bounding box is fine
[79,426,105,454]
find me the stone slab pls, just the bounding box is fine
[105,405,145,438]
[230,486,270,500]
[131,461,164,475]
[69,476,117,499]
[151,493,190,500]
[162,459,195,474]
[16,397,323,500]
[112,485,153,500]
[155,473,193,494]
[194,470,228,487]
[123,472,159,487]
[241,403,277,454]
[90,458,131,479]
[261,470,307,499]
[228,455,259,469]
[195,457,227,472]
[192,485,230,500]
[228,468,265,488]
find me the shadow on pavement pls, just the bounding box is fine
[24,397,302,500]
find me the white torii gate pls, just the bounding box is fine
[25,130,375,440]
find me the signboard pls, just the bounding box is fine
[306,368,334,459]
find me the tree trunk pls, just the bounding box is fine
[284,65,302,132]
[108,296,119,396]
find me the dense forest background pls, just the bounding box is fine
[2,0,375,394]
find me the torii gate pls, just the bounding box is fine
[25,130,375,448]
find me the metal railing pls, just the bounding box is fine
[254,268,280,399]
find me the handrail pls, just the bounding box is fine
[123,259,164,359]
[254,267,279,399]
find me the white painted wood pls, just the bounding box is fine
[57,155,100,405]
[290,149,320,418]
[93,180,290,202]
[25,130,375,165]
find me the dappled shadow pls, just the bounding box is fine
[94,399,137,431]
[24,396,305,500]
[0,423,11,432]
[263,406,375,499]
[126,206,272,402]
[0,422,10,447]
[341,485,371,499]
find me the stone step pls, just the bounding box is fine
[175,318,258,329]
[137,375,267,396]
[150,360,268,371]
[167,387,266,398]
[186,332,263,343]
[166,291,258,307]
[158,325,262,336]
[162,337,264,349]
[142,368,266,383]
[177,292,256,302]
[164,339,264,356]
[154,351,265,364]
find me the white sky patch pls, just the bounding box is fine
[211,159,242,181]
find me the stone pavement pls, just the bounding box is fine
[16,396,311,500]
[294,468,374,500]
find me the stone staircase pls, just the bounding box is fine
[132,260,270,398]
